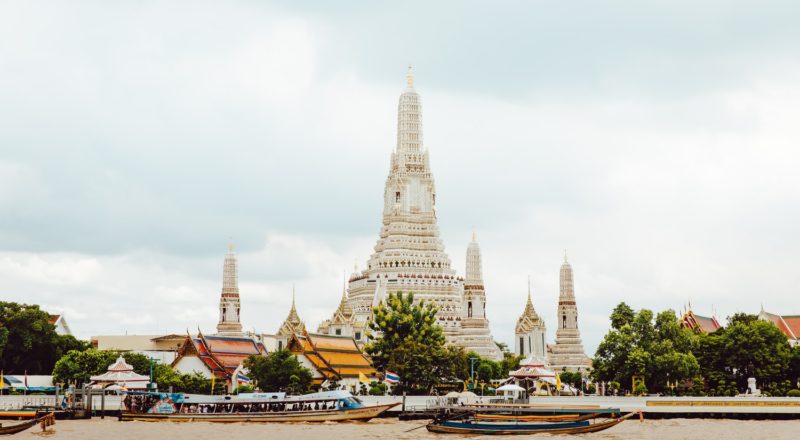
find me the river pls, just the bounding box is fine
[30,417,800,439]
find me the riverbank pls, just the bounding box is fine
[34,417,800,440]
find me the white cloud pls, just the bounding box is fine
[2,1,800,356]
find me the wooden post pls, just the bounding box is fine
[402,392,406,412]
[100,389,105,419]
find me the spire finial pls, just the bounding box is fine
[292,284,296,307]
[527,275,532,300]
[406,64,414,87]
[471,228,477,242]
[564,249,568,263]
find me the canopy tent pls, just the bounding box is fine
[496,384,525,392]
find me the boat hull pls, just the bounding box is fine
[120,402,399,423]
[426,411,637,435]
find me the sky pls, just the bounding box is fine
[1,0,799,355]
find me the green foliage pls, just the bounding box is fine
[787,389,800,398]
[697,318,793,396]
[559,371,583,388]
[592,303,700,395]
[610,303,635,330]
[0,302,91,374]
[244,350,312,394]
[365,292,447,394]
[52,349,151,386]
[235,384,255,394]
[369,382,387,396]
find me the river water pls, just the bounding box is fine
[31,417,800,439]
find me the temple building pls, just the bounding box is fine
[172,331,267,392]
[514,279,546,359]
[319,67,500,358]
[275,288,306,351]
[547,254,592,372]
[680,308,722,334]
[217,244,243,335]
[758,307,800,347]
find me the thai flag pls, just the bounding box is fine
[237,374,251,384]
[384,371,400,384]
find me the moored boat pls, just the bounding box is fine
[426,410,639,435]
[0,413,54,436]
[120,390,399,423]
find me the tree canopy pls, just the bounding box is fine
[0,301,89,374]
[365,291,447,394]
[697,314,794,396]
[592,303,701,395]
[52,348,151,385]
[243,349,313,394]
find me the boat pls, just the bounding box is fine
[0,410,37,420]
[473,412,603,422]
[426,410,639,435]
[0,413,54,436]
[120,390,399,422]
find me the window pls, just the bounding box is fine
[395,191,401,203]
[562,315,567,329]
[467,301,473,318]
[335,329,341,336]
[519,337,524,355]
[355,332,362,340]
[278,341,283,350]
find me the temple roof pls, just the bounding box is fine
[516,282,544,333]
[277,288,306,336]
[173,332,266,379]
[759,310,800,340]
[681,310,722,334]
[288,332,376,380]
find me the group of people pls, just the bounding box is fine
[174,400,342,414]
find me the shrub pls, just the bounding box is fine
[787,389,800,397]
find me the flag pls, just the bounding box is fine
[211,374,216,394]
[555,374,562,393]
[358,372,371,386]
[24,370,28,389]
[237,373,251,384]
[384,371,400,384]
[0,371,4,390]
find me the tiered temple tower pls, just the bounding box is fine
[547,254,592,372]
[456,232,502,360]
[216,244,243,335]
[276,288,306,350]
[344,67,470,345]
[515,279,546,359]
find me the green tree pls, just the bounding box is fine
[592,304,699,395]
[365,292,447,394]
[697,315,793,396]
[52,349,150,386]
[244,350,312,394]
[610,302,635,330]
[0,302,90,374]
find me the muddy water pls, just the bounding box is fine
[31,417,800,440]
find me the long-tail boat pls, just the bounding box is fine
[120,390,399,422]
[425,409,639,435]
[0,413,53,436]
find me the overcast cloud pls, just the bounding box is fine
[1,0,799,354]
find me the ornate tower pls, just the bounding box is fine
[548,253,592,372]
[217,244,243,334]
[515,279,546,359]
[346,66,465,344]
[276,287,306,350]
[458,232,502,360]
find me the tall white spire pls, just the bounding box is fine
[465,230,483,284]
[217,243,243,334]
[549,253,591,372]
[396,65,423,152]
